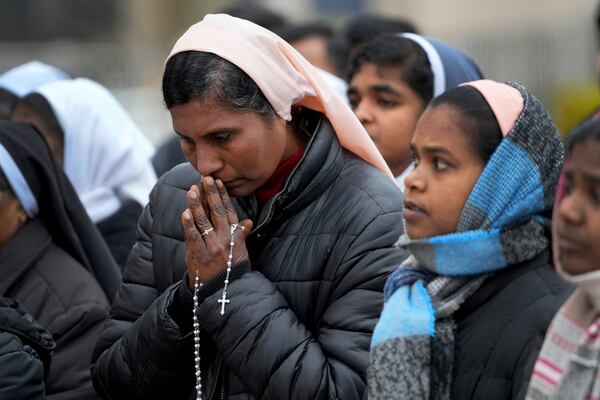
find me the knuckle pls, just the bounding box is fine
[189,230,202,242]
[214,203,226,215]
[196,215,210,226]
[223,200,234,212]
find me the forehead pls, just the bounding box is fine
[569,139,600,172]
[350,63,405,88]
[412,105,474,151]
[170,97,264,136]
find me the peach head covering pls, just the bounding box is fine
[460,79,524,137]
[166,14,393,180]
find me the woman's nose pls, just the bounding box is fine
[354,101,374,126]
[195,149,224,177]
[557,191,584,226]
[404,164,425,192]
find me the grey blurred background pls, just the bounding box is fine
[0,0,597,144]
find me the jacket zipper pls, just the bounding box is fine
[207,356,223,399]
[252,117,322,235]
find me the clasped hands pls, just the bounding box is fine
[182,176,253,287]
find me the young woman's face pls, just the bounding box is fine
[555,139,600,275]
[348,63,426,177]
[0,192,26,246]
[170,97,302,198]
[403,105,486,239]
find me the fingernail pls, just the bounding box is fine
[190,190,197,199]
[184,210,192,219]
[205,176,214,185]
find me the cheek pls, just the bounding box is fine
[384,107,420,137]
[591,209,600,256]
[431,171,479,233]
[0,209,20,244]
[180,141,195,164]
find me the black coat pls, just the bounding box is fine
[0,219,110,400]
[0,296,54,400]
[92,118,407,399]
[152,136,185,178]
[96,200,143,269]
[452,250,573,400]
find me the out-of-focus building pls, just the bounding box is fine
[0,0,597,141]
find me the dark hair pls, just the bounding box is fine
[163,51,275,119]
[430,86,503,163]
[330,13,418,74]
[281,22,333,44]
[347,34,434,103]
[343,14,418,50]
[566,117,600,154]
[221,5,289,36]
[163,51,318,139]
[0,88,19,121]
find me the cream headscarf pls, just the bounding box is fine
[166,13,393,180]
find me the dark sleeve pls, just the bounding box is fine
[91,189,161,398]
[0,333,47,400]
[513,329,545,400]
[198,210,405,399]
[45,302,108,400]
[96,201,143,269]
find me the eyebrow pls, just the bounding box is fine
[347,86,359,97]
[411,143,455,157]
[347,84,403,98]
[175,127,240,138]
[564,168,600,183]
[369,84,402,97]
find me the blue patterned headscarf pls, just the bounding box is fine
[368,81,565,400]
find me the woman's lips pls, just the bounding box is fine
[403,200,427,221]
[557,235,586,254]
[222,178,242,188]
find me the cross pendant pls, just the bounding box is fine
[217,294,230,315]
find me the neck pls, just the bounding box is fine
[390,158,412,178]
[558,266,600,312]
[281,125,306,163]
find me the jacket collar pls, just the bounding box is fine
[0,219,51,296]
[247,115,344,236]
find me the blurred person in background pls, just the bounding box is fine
[526,119,600,399]
[347,33,482,191]
[368,80,572,400]
[0,122,120,399]
[92,14,406,399]
[282,21,337,75]
[0,296,55,400]
[329,13,418,77]
[0,61,69,121]
[11,78,157,268]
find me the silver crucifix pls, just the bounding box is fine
[218,294,230,315]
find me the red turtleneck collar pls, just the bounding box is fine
[255,148,304,207]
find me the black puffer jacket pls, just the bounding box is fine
[452,250,573,399]
[0,296,55,400]
[92,118,406,399]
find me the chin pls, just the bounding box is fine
[560,257,598,276]
[225,184,254,198]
